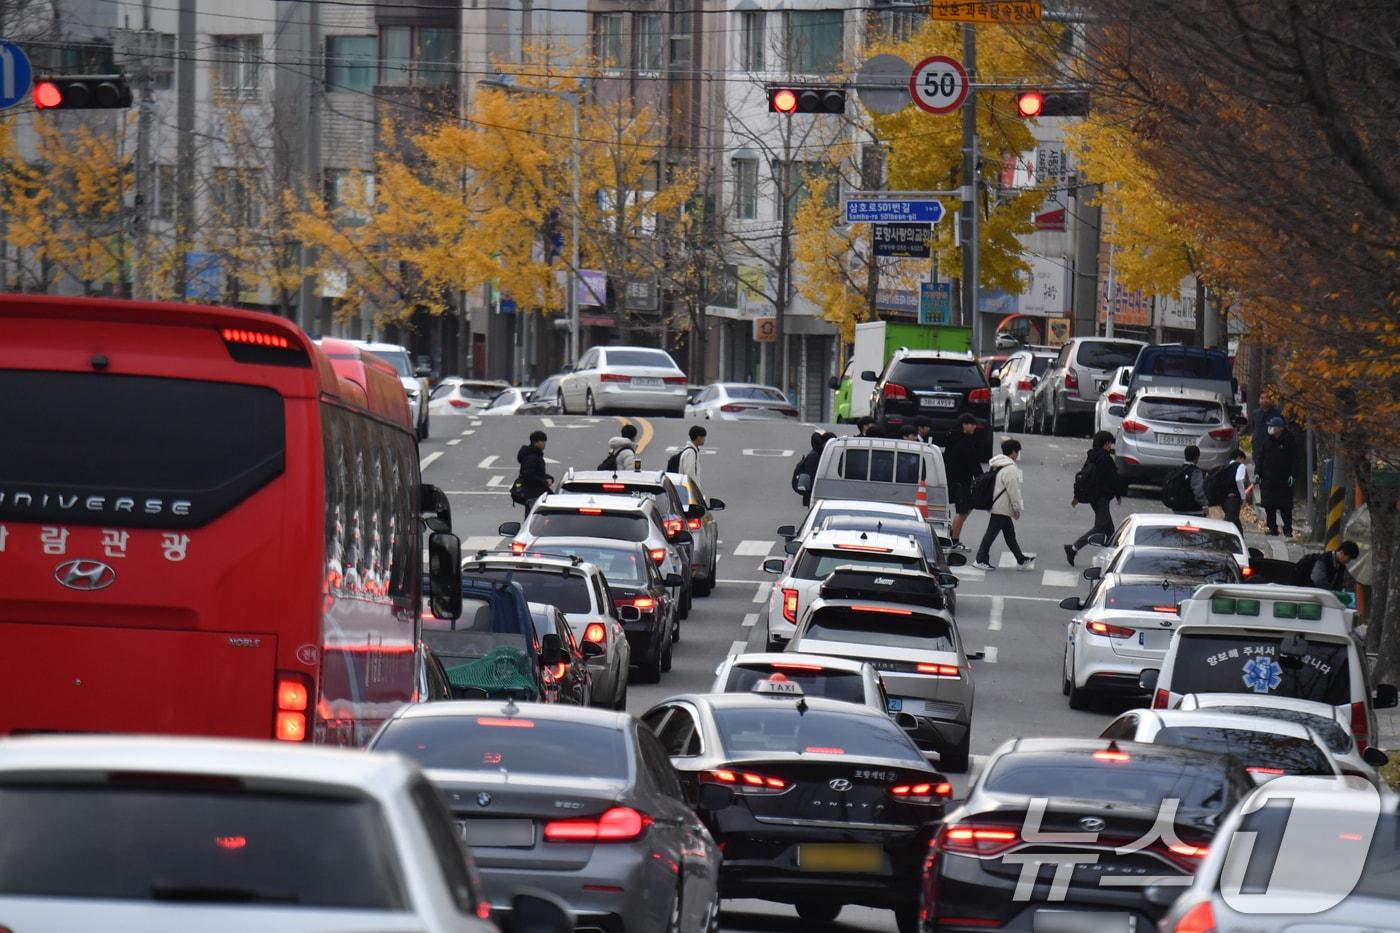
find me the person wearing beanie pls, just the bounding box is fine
[1255,414,1296,536]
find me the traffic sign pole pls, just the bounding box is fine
[961,24,981,357]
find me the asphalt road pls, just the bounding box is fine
[418,409,1164,933]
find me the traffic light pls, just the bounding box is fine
[767,86,845,115]
[1014,90,1089,118]
[33,75,133,110]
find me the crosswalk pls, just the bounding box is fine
[724,540,1085,589]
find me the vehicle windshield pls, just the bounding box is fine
[724,665,866,704]
[1152,727,1333,775]
[804,607,954,652]
[606,349,675,368]
[375,716,628,778]
[983,755,1230,811]
[1136,398,1225,425]
[1132,525,1241,554]
[536,545,647,586]
[1101,583,1199,612]
[0,783,405,907]
[1142,352,1231,381]
[1113,551,1236,581]
[374,349,413,377]
[725,385,786,401]
[528,510,649,542]
[888,359,984,389]
[711,707,923,762]
[465,569,593,614]
[1169,634,1352,706]
[1203,706,1350,754]
[793,549,924,579]
[1076,341,1142,370]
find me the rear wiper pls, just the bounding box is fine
[150,884,300,903]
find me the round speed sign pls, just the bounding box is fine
[909,55,968,115]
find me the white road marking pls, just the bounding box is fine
[997,552,1018,569]
[717,578,764,585]
[729,640,749,657]
[469,420,482,427]
[956,567,985,581]
[447,439,461,446]
[1046,443,1062,450]
[742,613,759,628]
[477,455,498,469]
[540,418,555,427]
[982,646,999,663]
[988,597,1004,632]
[485,475,508,487]
[420,451,443,470]
[734,539,775,557]
[460,429,474,436]
[753,582,773,603]
[1269,539,1288,560]
[742,448,794,457]
[1041,570,1080,588]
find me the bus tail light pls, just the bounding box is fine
[274,671,312,742]
[220,328,310,367]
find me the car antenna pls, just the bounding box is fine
[796,696,808,715]
[501,697,520,718]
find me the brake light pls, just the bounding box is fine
[720,403,747,412]
[1170,901,1216,933]
[833,543,892,553]
[1064,370,1079,390]
[600,373,630,382]
[222,327,290,349]
[882,382,909,400]
[448,398,470,408]
[551,663,567,678]
[649,547,667,563]
[804,746,845,755]
[1152,605,1179,614]
[700,769,787,793]
[770,661,824,671]
[1175,525,1201,532]
[1121,419,1149,434]
[1208,427,1235,440]
[511,541,526,555]
[1017,378,1034,391]
[663,376,688,385]
[579,507,604,515]
[782,588,799,623]
[968,388,990,404]
[544,806,653,842]
[602,483,626,490]
[1351,702,1370,749]
[916,663,961,677]
[1107,391,1126,403]
[686,518,703,530]
[663,518,683,537]
[1241,565,1254,578]
[273,671,312,742]
[851,604,913,615]
[632,597,656,610]
[1247,766,1284,776]
[937,824,1020,856]
[1087,620,1135,638]
[1152,689,1170,709]
[584,623,607,644]
[1093,749,1131,763]
[477,717,535,728]
[890,782,953,803]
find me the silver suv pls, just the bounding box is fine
[1028,337,1144,436]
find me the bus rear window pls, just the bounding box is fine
[0,372,285,528]
[0,784,405,907]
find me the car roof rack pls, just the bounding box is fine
[817,567,945,610]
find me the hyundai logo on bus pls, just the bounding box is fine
[53,559,117,592]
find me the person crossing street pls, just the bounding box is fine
[944,413,983,552]
[1065,431,1122,566]
[972,438,1035,571]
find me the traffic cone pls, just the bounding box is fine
[915,478,929,519]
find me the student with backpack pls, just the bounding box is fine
[511,429,552,515]
[668,425,706,482]
[1160,445,1209,515]
[1211,448,1253,531]
[1064,431,1121,566]
[598,424,639,472]
[971,438,1035,571]
[1294,541,1359,590]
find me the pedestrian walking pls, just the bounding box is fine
[914,416,934,443]
[1216,448,1253,532]
[944,413,983,551]
[599,433,637,472]
[1255,415,1296,536]
[855,416,876,436]
[1160,444,1209,516]
[669,424,705,483]
[513,429,552,516]
[1065,431,1122,566]
[1293,541,1359,590]
[1250,390,1281,463]
[972,438,1035,571]
[792,431,833,507]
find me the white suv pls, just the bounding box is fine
[759,528,929,651]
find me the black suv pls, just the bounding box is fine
[864,350,993,457]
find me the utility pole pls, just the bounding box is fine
[173,0,195,299]
[1104,237,1116,338]
[133,1,154,299]
[959,23,980,356]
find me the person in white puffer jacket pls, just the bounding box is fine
[972,437,1036,571]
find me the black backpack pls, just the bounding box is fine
[508,476,528,505]
[969,466,1004,511]
[1073,460,1100,503]
[1206,465,1237,506]
[1160,464,1199,511]
[597,444,631,472]
[1292,552,1323,587]
[666,445,693,474]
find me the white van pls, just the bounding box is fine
[810,437,950,529]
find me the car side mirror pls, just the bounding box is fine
[967,650,986,661]
[1058,596,1083,611]
[1029,373,1041,384]
[420,482,453,533]
[945,552,967,567]
[617,606,642,624]
[580,640,604,658]
[1086,533,1108,547]
[508,890,575,933]
[1233,414,1249,428]
[540,633,564,666]
[784,540,800,556]
[664,573,684,587]
[893,712,919,731]
[776,524,796,539]
[1082,567,1101,581]
[1139,669,1160,692]
[827,376,841,390]
[938,573,959,589]
[708,498,726,511]
[1375,684,1398,710]
[1107,405,1126,417]
[696,782,734,811]
[498,521,521,536]
[988,376,1000,388]
[427,532,462,620]
[762,558,786,574]
[1248,546,1264,561]
[1141,884,1181,910]
[1364,746,1391,767]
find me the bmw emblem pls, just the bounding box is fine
[477,792,492,808]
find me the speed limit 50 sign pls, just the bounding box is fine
[909,55,968,115]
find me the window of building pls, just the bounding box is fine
[636,13,663,74]
[872,7,925,42]
[378,26,454,87]
[212,168,263,228]
[212,35,261,93]
[324,169,375,225]
[594,13,623,71]
[740,11,765,72]
[327,35,377,92]
[786,11,842,75]
[55,41,116,74]
[732,158,758,220]
[155,164,176,222]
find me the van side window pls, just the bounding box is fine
[895,452,922,485]
[840,450,870,480]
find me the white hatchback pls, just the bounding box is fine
[558,346,688,415]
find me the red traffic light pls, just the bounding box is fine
[34,81,63,109]
[1016,91,1045,118]
[772,88,798,114]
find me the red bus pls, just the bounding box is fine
[0,296,462,746]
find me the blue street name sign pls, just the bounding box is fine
[845,197,945,224]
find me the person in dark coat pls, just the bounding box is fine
[516,430,552,515]
[1250,390,1280,464]
[945,413,983,551]
[792,431,833,506]
[1255,415,1296,536]
[1065,431,1122,566]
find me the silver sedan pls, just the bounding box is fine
[686,383,798,420]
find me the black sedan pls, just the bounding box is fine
[526,601,592,705]
[643,682,949,931]
[919,738,1255,932]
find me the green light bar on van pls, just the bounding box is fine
[1298,602,1322,621]
[1211,596,1260,616]
[1274,602,1297,619]
[1214,596,1324,620]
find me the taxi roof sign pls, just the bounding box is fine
[754,675,805,697]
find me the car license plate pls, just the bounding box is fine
[1156,433,1196,446]
[920,396,958,409]
[1034,910,1136,933]
[457,819,536,848]
[630,377,662,387]
[797,844,884,873]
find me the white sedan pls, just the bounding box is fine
[557,346,688,415]
[478,386,535,416]
[685,383,797,420]
[1092,364,1132,436]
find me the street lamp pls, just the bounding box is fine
[479,75,582,365]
